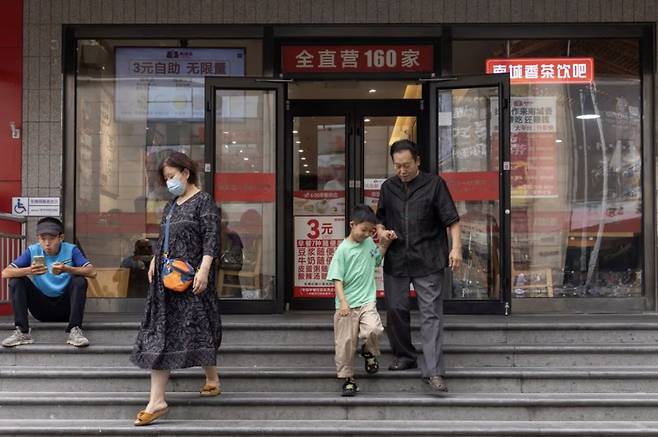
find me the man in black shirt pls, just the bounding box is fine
[376,140,461,392]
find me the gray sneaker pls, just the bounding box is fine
[2,328,33,347]
[67,327,89,347]
[425,376,449,392]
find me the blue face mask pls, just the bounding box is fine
[166,175,185,196]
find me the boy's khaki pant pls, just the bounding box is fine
[334,300,384,378]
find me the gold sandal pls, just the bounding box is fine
[200,384,221,397]
[134,406,169,426]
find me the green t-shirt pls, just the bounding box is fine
[326,236,382,309]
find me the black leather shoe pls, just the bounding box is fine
[388,358,418,371]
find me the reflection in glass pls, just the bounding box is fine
[438,88,501,301]
[215,89,276,300]
[293,117,347,216]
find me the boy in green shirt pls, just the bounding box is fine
[326,204,397,396]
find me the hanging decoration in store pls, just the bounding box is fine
[485,57,594,84]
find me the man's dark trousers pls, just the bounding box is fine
[384,270,445,377]
[9,276,87,333]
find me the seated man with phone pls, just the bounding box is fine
[1,217,97,347]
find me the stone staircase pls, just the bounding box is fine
[0,313,658,435]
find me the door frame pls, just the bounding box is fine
[205,77,287,314]
[429,74,512,315]
[287,99,422,310]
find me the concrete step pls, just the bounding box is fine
[2,318,658,345]
[3,366,658,393]
[3,343,658,368]
[1,419,658,436]
[3,392,658,421]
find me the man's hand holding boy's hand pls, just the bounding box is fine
[51,262,68,275]
[379,230,398,248]
[338,300,350,317]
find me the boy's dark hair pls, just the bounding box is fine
[350,204,377,225]
[36,217,64,236]
[389,139,419,161]
[158,151,199,186]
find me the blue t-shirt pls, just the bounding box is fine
[11,242,90,297]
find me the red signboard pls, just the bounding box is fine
[441,171,499,202]
[281,45,433,73]
[486,58,594,84]
[214,173,275,202]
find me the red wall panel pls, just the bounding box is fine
[0,0,22,311]
[0,46,22,182]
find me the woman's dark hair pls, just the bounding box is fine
[350,204,377,225]
[389,139,419,161]
[158,152,199,186]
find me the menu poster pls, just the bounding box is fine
[490,96,559,199]
[294,216,345,298]
[511,132,558,199]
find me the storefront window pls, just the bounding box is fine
[75,38,262,298]
[453,39,642,298]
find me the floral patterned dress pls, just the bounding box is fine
[131,191,222,370]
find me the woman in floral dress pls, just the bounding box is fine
[131,152,222,426]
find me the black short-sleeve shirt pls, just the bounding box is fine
[376,172,459,277]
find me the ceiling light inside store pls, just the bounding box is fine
[576,114,600,120]
[576,89,600,120]
[368,89,377,93]
[301,157,306,161]
[232,140,237,144]
[298,149,304,153]
[293,130,299,134]
[303,164,308,167]
[223,131,229,134]
[305,170,310,174]
[296,140,301,144]
[555,139,563,143]
[364,118,371,122]
[244,157,249,161]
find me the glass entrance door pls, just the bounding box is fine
[205,78,285,313]
[430,74,511,314]
[289,101,420,309]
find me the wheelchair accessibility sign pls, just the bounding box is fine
[12,197,60,217]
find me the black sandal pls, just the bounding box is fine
[360,345,379,374]
[341,378,358,396]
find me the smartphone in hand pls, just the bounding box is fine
[32,255,46,266]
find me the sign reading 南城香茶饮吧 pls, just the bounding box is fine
[281,45,433,74]
[486,58,594,84]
